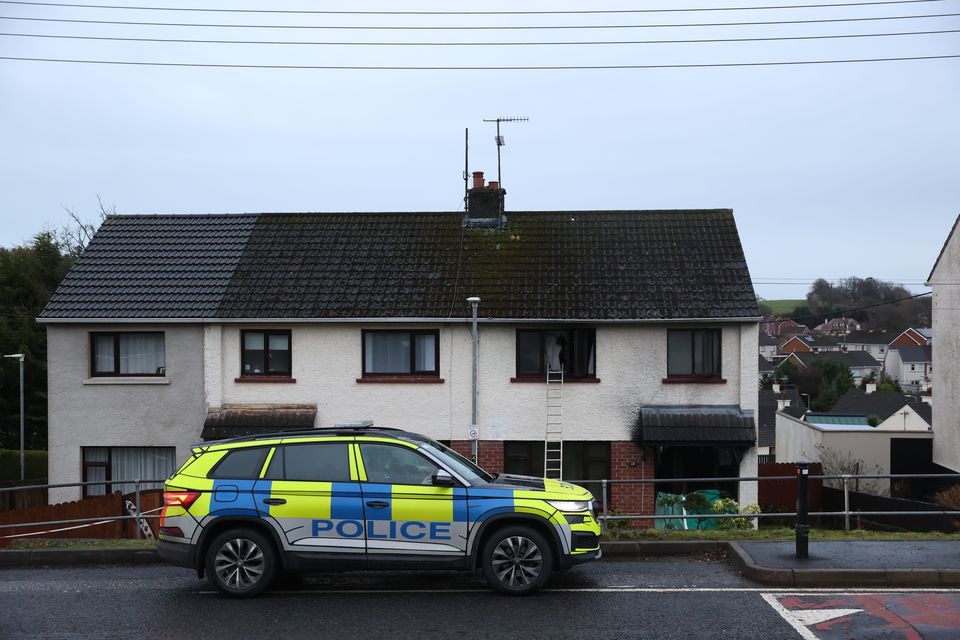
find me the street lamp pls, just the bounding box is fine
[467,297,480,464]
[3,353,25,481]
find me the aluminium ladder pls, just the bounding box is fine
[544,368,564,480]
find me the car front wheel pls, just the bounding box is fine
[481,525,554,595]
[205,528,277,597]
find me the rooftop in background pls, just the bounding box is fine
[788,351,881,368]
[894,345,933,363]
[40,210,759,322]
[829,389,932,426]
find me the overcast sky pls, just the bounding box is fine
[1,0,957,300]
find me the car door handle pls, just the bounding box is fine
[365,501,389,509]
[263,498,286,505]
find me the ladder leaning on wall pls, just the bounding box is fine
[544,368,564,479]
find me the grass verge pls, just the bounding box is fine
[603,527,960,541]
[5,538,157,550]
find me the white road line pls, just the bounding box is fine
[761,593,820,640]
[198,587,960,595]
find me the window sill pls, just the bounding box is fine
[235,376,297,383]
[510,376,601,383]
[83,377,170,385]
[356,376,444,384]
[661,377,727,384]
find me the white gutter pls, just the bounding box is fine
[38,316,763,325]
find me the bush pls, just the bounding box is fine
[712,498,761,530]
[934,485,960,510]
[0,449,47,481]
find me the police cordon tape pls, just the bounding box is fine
[0,506,161,539]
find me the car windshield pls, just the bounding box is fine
[420,440,495,483]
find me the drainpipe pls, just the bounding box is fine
[468,297,481,464]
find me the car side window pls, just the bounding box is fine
[265,443,351,482]
[359,443,439,486]
[209,447,269,480]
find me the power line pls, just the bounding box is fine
[3,28,957,47]
[0,0,948,15]
[2,53,958,69]
[4,12,959,30]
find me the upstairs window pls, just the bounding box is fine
[241,330,292,377]
[516,329,596,379]
[90,332,165,377]
[667,329,722,379]
[363,330,439,376]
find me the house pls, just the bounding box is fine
[843,329,898,362]
[883,345,932,393]
[757,384,806,461]
[889,328,932,348]
[758,333,778,361]
[814,317,860,334]
[826,388,932,431]
[776,391,932,497]
[779,335,814,354]
[928,215,960,471]
[758,354,775,380]
[783,351,881,386]
[761,318,809,338]
[39,176,761,515]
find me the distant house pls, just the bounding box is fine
[757,385,806,461]
[843,330,898,362]
[929,214,959,471]
[776,388,933,496]
[761,318,809,338]
[784,351,881,386]
[889,328,932,348]
[758,354,775,380]
[779,335,814,354]
[827,389,932,431]
[883,345,933,393]
[814,317,860,334]
[759,333,778,361]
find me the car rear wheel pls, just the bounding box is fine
[481,525,553,595]
[205,528,277,597]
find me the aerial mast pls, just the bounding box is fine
[482,116,528,188]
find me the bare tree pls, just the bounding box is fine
[59,194,113,258]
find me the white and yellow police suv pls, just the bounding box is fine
[158,425,602,596]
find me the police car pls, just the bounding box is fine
[157,425,602,597]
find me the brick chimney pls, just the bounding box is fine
[465,170,505,226]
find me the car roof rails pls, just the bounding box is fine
[202,425,415,446]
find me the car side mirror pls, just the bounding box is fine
[432,469,456,487]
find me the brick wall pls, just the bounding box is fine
[450,440,504,474]
[609,441,655,528]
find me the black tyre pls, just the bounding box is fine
[481,525,554,595]
[205,528,277,598]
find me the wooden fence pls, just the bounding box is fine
[0,489,162,547]
[0,479,48,513]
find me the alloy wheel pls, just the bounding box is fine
[214,538,266,590]
[491,535,543,587]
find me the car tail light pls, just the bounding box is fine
[163,491,201,510]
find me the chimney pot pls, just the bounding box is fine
[472,171,485,189]
[488,181,500,190]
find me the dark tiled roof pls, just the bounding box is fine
[201,405,317,441]
[759,355,774,373]
[41,210,758,321]
[759,334,779,346]
[632,405,756,446]
[41,215,257,318]
[829,390,932,426]
[790,351,881,368]
[894,345,932,363]
[757,387,807,448]
[845,330,900,345]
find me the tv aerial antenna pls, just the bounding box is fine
[482,116,528,188]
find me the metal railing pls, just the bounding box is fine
[0,479,164,540]
[0,468,959,558]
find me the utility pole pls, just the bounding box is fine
[4,353,25,481]
[468,297,480,464]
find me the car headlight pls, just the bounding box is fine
[547,500,591,512]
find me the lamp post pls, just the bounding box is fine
[467,297,480,464]
[3,353,25,481]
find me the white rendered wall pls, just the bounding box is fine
[931,233,960,470]
[211,322,757,443]
[46,324,207,503]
